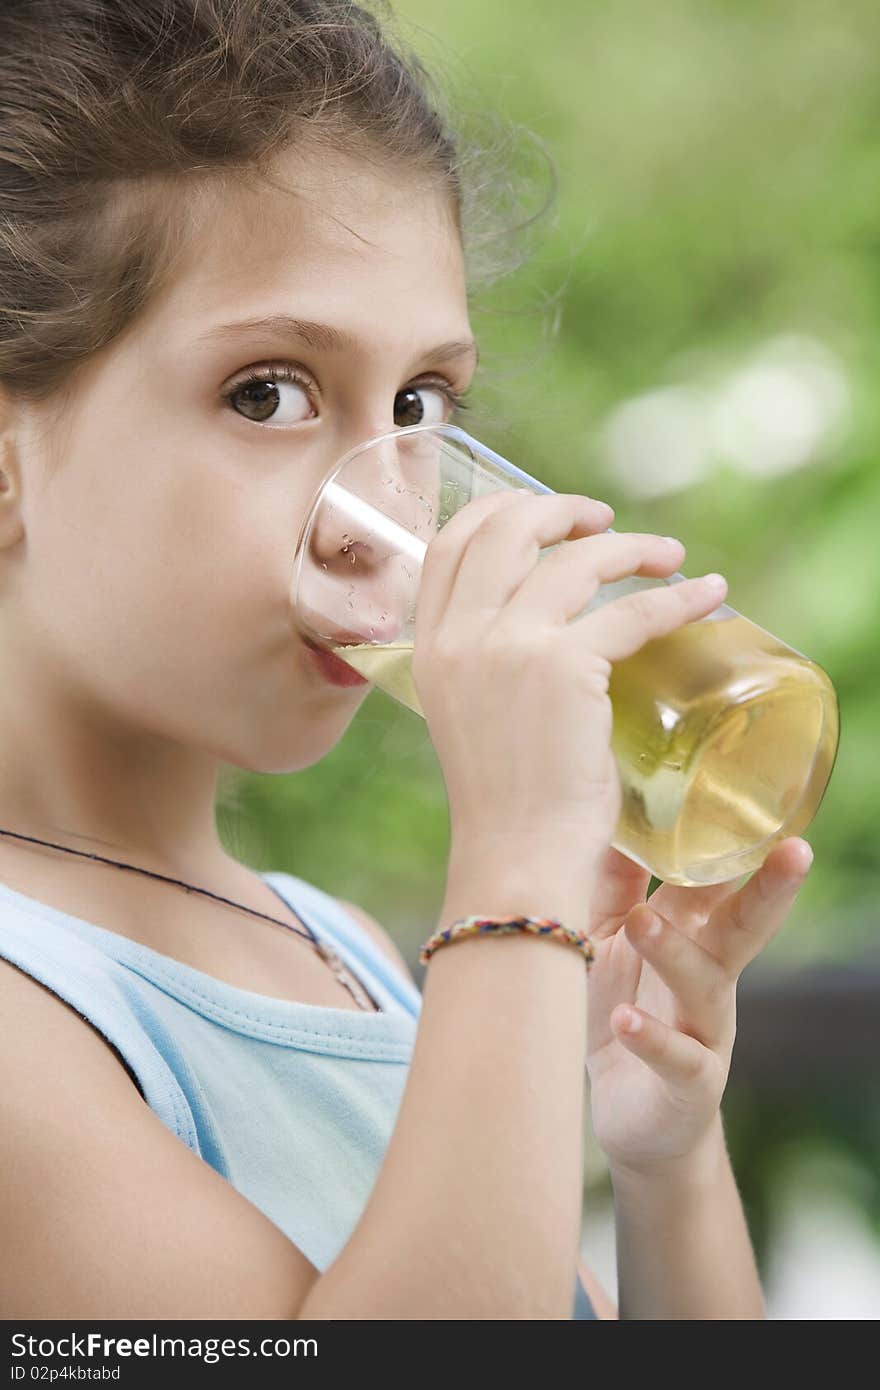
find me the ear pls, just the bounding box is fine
[0,386,27,550]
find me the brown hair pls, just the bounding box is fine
[0,0,555,414]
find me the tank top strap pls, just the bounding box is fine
[0,911,201,1151]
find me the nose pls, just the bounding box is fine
[294,431,442,648]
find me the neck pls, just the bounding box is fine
[0,652,233,880]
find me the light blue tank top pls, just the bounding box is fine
[0,869,596,1320]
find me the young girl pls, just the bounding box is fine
[0,0,813,1320]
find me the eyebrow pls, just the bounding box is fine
[194,314,480,368]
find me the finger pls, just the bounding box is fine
[624,905,732,1050]
[610,1004,720,1096]
[587,927,644,1054]
[646,873,750,939]
[415,489,526,637]
[648,837,809,941]
[573,570,728,666]
[450,492,614,617]
[447,492,616,618]
[588,845,652,941]
[505,531,685,625]
[699,837,814,978]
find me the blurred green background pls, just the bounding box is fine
[219,0,880,1308]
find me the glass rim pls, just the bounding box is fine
[291,419,553,577]
[289,424,479,641]
[290,423,464,581]
[288,420,555,645]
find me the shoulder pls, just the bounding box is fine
[335,898,417,989]
[0,954,144,1104]
[0,925,197,1143]
[0,962,317,1318]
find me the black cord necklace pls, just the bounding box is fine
[0,826,377,1012]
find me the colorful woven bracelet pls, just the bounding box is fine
[419,915,594,970]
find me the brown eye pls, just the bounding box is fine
[393,385,454,427]
[225,369,315,424]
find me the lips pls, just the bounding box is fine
[302,640,368,687]
[311,629,373,646]
[304,620,401,650]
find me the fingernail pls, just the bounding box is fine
[645,912,662,937]
[799,842,814,872]
[623,1008,642,1033]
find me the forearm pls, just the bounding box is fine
[610,1118,765,1320]
[300,840,591,1320]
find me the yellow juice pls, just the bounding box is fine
[333,614,838,885]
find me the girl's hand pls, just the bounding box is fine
[585,835,814,1175]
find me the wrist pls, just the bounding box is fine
[608,1116,728,1196]
[444,837,595,937]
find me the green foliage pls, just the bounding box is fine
[218,0,880,1259]
[223,0,879,965]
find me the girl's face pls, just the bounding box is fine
[7,147,478,774]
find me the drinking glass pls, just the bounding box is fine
[289,422,839,886]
